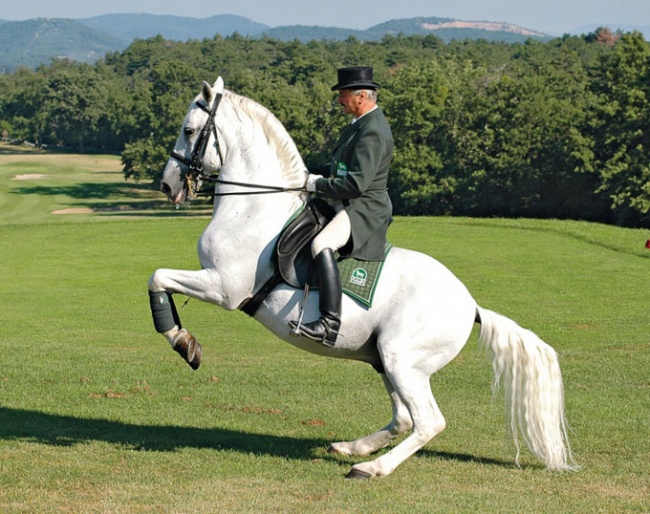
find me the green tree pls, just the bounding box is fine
[382,59,453,214]
[3,31,646,226]
[40,61,110,151]
[446,39,606,220]
[0,67,48,145]
[590,31,650,226]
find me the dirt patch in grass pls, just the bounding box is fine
[52,208,95,215]
[12,174,46,180]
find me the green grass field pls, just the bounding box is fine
[0,146,648,513]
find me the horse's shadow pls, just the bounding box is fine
[0,406,320,459]
[0,407,510,468]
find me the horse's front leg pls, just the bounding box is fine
[148,267,232,370]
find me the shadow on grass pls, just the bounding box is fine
[12,182,155,200]
[11,181,213,216]
[0,406,323,460]
[0,146,41,155]
[0,407,510,468]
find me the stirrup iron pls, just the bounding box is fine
[290,280,311,337]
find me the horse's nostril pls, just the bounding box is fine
[161,182,172,197]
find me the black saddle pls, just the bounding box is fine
[277,198,335,288]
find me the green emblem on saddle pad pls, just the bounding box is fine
[350,268,367,286]
[338,244,392,308]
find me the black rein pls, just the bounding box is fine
[210,178,306,196]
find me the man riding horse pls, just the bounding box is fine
[289,66,394,347]
[149,74,576,477]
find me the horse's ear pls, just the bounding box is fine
[214,77,224,94]
[201,77,224,104]
[201,81,213,104]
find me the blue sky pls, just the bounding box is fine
[2,0,648,35]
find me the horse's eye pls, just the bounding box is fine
[184,127,196,137]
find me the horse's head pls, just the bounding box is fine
[161,77,225,204]
[162,76,309,209]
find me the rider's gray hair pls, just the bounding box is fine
[353,89,378,102]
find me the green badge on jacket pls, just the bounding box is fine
[336,161,348,178]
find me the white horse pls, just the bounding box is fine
[148,77,577,478]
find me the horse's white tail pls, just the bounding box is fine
[477,306,579,471]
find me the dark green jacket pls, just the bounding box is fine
[313,107,394,261]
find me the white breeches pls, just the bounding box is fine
[311,202,351,258]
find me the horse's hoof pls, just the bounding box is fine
[172,329,202,370]
[345,468,372,480]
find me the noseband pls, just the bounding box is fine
[169,92,305,199]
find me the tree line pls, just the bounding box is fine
[0,30,648,227]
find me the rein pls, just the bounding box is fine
[210,178,306,197]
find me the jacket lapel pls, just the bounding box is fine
[333,122,360,152]
[334,109,381,146]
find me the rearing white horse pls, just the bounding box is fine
[148,77,577,478]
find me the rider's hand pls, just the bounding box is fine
[306,174,323,192]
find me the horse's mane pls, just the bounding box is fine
[223,90,306,187]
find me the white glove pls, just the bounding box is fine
[306,174,323,192]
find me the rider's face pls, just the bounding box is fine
[337,89,365,117]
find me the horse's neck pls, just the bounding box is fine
[198,188,303,306]
[198,95,306,300]
[213,91,306,232]
[209,189,304,246]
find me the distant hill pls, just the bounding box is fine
[0,18,123,72]
[78,13,269,43]
[79,14,551,44]
[1,13,646,72]
[261,17,551,43]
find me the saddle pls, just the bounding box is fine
[277,198,392,306]
[242,198,389,317]
[276,198,335,289]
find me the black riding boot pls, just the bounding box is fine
[289,248,341,347]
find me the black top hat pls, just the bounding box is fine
[331,66,380,91]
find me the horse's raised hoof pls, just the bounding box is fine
[345,468,372,480]
[172,328,202,370]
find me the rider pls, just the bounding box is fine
[289,66,394,347]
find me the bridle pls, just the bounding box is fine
[169,92,306,199]
[169,92,224,199]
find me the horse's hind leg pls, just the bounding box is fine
[330,373,413,457]
[345,367,445,479]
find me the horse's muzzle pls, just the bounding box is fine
[161,182,186,204]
